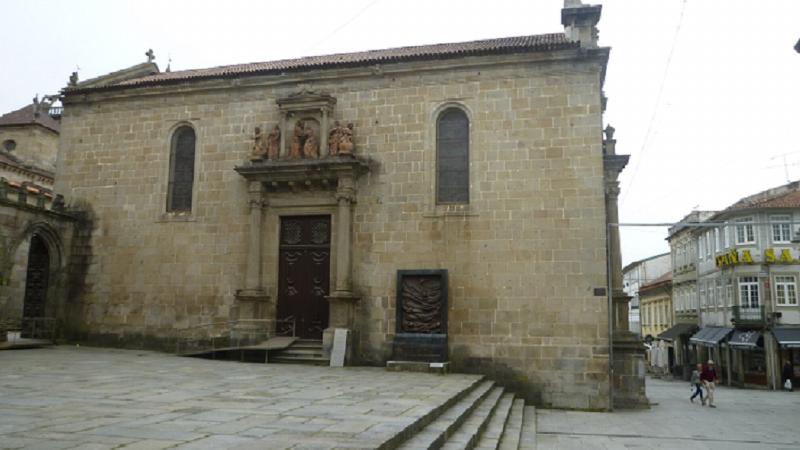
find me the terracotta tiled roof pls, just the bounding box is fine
[67,33,579,92]
[724,182,800,212]
[0,103,60,133]
[640,271,673,292]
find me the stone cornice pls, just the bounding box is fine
[234,156,371,188]
[62,48,610,106]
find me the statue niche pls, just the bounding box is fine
[286,118,321,160]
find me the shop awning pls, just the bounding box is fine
[657,323,698,342]
[728,330,762,349]
[773,328,800,349]
[690,326,733,347]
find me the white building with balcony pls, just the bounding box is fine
[691,181,800,389]
[662,211,715,379]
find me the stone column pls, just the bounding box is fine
[320,108,329,158]
[324,175,360,363]
[605,180,630,332]
[246,182,266,290]
[604,131,648,409]
[334,176,355,294]
[279,112,288,159]
[234,181,271,341]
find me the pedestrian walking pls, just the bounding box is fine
[701,360,719,407]
[689,363,704,405]
[783,360,794,391]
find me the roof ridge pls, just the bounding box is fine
[65,32,579,94]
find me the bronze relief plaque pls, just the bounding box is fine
[393,270,448,362]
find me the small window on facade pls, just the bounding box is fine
[735,217,755,244]
[2,139,16,151]
[436,108,469,204]
[770,214,792,243]
[775,275,798,305]
[167,126,196,212]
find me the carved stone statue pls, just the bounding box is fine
[328,121,344,156]
[68,72,79,87]
[303,126,319,159]
[338,122,354,155]
[266,125,281,160]
[251,127,267,160]
[289,120,305,159]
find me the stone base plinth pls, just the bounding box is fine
[386,360,449,374]
[232,289,272,343]
[612,331,649,409]
[392,333,448,362]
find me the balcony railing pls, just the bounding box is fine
[732,305,766,324]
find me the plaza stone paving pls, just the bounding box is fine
[537,376,800,450]
[0,346,482,449]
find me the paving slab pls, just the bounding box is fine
[536,377,800,449]
[0,346,481,449]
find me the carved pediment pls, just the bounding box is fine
[277,89,336,113]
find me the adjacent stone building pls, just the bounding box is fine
[0,99,80,343]
[30,1,644,409]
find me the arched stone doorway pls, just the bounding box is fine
[21,235,50,337]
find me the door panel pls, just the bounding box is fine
[277,216,330,339]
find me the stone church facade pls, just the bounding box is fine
[51,2,636,410]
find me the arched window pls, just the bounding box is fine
[167,126,196,212]
[436,108,469,204]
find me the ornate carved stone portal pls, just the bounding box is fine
[234,90,371,363]
[393,270,449,362]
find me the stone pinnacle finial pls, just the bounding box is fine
[146,48,155,63]
[604,124,615,141]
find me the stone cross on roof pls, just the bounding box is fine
[146,49,155,63]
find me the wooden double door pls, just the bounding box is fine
[277,216,331,339]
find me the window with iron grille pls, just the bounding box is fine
[167,126,196,212]
[436,108,469,204]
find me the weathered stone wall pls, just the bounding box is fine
[0,125,59,174]
[57,53,611,409]
[0,184,79,332]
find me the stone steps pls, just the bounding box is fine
[472,393,515,450]
[497,399,525,450]
[393,379,537,450]
[269,339,329,365]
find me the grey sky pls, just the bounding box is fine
[2,0,799,265]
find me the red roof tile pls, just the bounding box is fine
[0,103,60,133]
[726,191,800,211]
[67,33,579,93]
[640,271,673,292]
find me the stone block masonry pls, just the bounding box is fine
[57,49,612,409]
